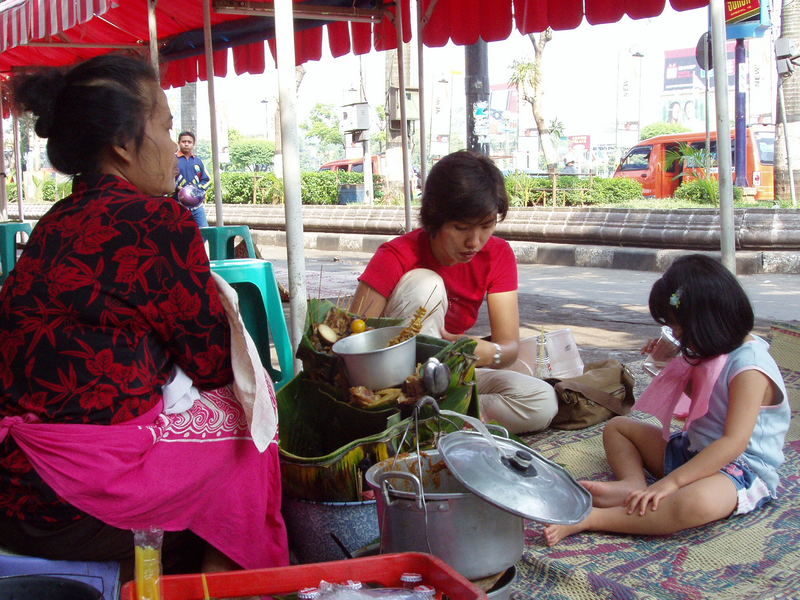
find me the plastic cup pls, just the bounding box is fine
[642,326,680,377]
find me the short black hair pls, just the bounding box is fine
[649,254,754,358]
[11,54,159,176]
[419,151,508,233]
[178,131,196,142]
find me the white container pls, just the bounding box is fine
[510,329,584,380]
[545,328,584,379]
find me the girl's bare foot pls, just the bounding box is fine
[580,480,643,508]
[543,521,587,546]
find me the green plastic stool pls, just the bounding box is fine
[0,221,32,284]
[200,226,256,260]
[210,258,294,390]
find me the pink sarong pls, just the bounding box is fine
[0,385,288,570]
[634,353,729,440]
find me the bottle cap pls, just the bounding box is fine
[298,587,320,599]
[343,580,362,590]
[413,584,436,598]
[400,573,422,583]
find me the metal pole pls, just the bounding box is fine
[734,38,747,187]
[147,0,159,79]
[705,9,711,164]
[710,0,736,274]
[416,0,427,189]
[0,95,7,221]
[465,40,489,155]
[395,0,412,232]
[778,81,798,207]
[202,0,224,226]
[12,115,24,221]
[275,0,308,358]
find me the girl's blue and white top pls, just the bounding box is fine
[687,336,790,495]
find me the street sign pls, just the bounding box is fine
[695,32,712,71]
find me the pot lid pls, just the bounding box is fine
[437,430,591,525]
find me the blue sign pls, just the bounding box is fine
[726,2,770,40]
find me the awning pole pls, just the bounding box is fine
[395,0,412,231]
[0,94,7,221]
[710,0,736,274]
[275,0,308,360]
[12,115,24,221]
[202,0,224,226]
[416,0,427,188]
[147,0,159,79]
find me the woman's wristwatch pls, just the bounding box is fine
[491,343,502,366]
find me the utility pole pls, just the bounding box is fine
[465,39,490,155]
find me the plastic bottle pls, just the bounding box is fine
[534,327,552,380]
[133,527,163,600]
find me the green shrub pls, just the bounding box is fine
[7,182,17,202]
[206,171,384,204]
[505,173,642,206]
[590,178,643,204]
[672,179,743,204]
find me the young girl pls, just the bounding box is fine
[544,254,790,546]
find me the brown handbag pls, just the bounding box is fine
[547,358,636,430]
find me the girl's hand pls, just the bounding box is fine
[625,478,679,515]
[640,338,658,355]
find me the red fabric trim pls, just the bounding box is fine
[483,0,513,42]
[296,27,323,65]
[547,0,583,30]
[351,21,372,55]
[450,0,481,46]
[421,0,451,47]
[671,0,710,10]
[233,42,265,76]
[514,0,549,35]
[585,0,625,25]
[627,0,667,20]
[327,20,351,58]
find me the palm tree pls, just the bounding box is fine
[775,0,799,201]
[509,29,557,170]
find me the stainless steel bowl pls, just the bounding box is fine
[331,325,416,389]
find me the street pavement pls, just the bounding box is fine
[257,243,798,396]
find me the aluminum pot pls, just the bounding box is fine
[332,326,416,389]
[365,450,524,580]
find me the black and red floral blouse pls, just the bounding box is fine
[0,174,233,524]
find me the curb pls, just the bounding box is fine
[251,230,800,274]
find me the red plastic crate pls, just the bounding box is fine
[120,552,487,600]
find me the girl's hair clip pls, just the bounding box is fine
[669,290,681,308]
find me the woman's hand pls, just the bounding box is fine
[440,328,461,342]
[625,477,679,515]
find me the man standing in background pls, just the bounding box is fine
[175,131,210,227]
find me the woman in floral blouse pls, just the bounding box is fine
[0,55,287,576]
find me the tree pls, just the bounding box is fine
[639,122,691,141]
[228,138,275,172]
[775,0,800,201]
[301,103,345,163]
[509,29,557,169]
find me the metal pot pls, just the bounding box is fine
[332,326,416,389]
[365,403,591,581]
[365,449,524,580]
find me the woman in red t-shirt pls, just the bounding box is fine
[352,151,557,434]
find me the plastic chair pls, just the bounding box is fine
[0,553,119,600]
[0,221,32,284]
[210,258,294,390]
[200,226,256,260]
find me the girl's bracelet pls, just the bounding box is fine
[491,343,502,366]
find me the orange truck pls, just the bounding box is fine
[613,125,774,200]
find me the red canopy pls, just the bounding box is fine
[0,0,709,89]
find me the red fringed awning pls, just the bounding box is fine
[0,0,710,89]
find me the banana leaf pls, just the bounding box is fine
[278,335,480,501]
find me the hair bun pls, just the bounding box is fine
[11,68,67,138]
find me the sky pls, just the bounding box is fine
[170,4,775,163]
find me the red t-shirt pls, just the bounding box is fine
[358,228,517,334]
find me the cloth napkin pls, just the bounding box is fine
[211,272,278,452]
[635,353,729,440]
